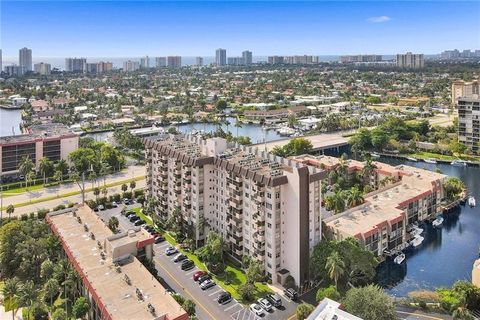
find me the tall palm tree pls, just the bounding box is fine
[39,157,54,185]
[18,280,37,320]
[6,204,14,219]
[55,159,69,182]
[234,121,242,138]
[346,186,364,208]
[326,251,345,289]
[18,156,35,188]
[224,119,231,134]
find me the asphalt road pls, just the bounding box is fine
[97,207,299,320]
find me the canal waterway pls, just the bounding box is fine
[376,157,480,297]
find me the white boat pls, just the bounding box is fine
[424,158,437,164]
[432,216,444,227]
[394,253,406,265]
[411,235,425,247]
[407,157,418,162]
[371,152,381,158]
[468,196,476,207]
[451,160,467,167]
[410,225,424,237]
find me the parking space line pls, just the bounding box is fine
[209,288,223,296]
[186,269,198,275]
[224,302,240,312]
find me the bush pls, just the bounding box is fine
[133,189,144,198]
[238,283,256,302]
[408,290,440,304]
[20,214,29,221]
[53,204,66,211]
[37,209,49,220]
[67,202,75,208]
[284,275,296,289]
[29,212,36,220]
[316,285,341,302]
[296,303,315,320]
[122,191,133,199]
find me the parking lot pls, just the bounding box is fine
[97,207,299,320]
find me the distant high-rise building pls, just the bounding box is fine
[167,56,182,68]
[96,61,113,73]
[458,96,480,153]
[242,50,253,65]
[227,57,244,65]
[34,62,51,75]
[195,57,204,66]
[19,47,33,73]
[123,60,140,72]
[268,56,284,64]
[65,58,86,72]
[215,48,227,66]
[155,57,166,68]
[140,56,150,69]
[339,55,382,63]
[84,63,98,73]
[4,65,24,76]
[396,52,424,69]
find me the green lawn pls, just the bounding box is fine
[131,208,273,303]
[405,151,480,162]
[2,184,45,197]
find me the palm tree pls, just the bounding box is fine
[18,156,35,188]
[42,278,60,308]
[326,251,345,289]
[18,280,37,320]
[234,121,242,137]
[224,119,231,134]
[6,204,14,219]
[129,180,136,193]
[346,186,364,208]
[55,159,69,182]
[88,171,97,189]
[39,157,54,185]
[93,187,100,201]
[452,306,474,320]
[99,163,111,188]
[2,277,20,320]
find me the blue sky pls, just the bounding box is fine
[1,1,479,57]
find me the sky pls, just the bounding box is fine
[1,0,480,58]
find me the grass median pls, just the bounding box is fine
[131,208,273,303]
[1,176,144,211]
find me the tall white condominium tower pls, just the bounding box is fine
[140,56,150,69]
[242,50,253,65]
[458,96,480,153]
[195,56,204,66]
[65,58,87,72]
[123,60,140,72]
[167,56,182,68]
[144,135,325,286]
[19,47,33,72]
[215,48,227,66]
[155,57,166,68]
[34,62,51,75]
[396,52,424,69]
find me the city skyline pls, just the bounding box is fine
[2,1,479,57]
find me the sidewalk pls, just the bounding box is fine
[1,165,145,207]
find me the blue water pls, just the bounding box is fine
[376,158,480,296]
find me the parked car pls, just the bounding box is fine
[250,303,264,316]
[134,219,145,226]
[258,298,273,312]
[197,274,211,284]
[283,288,298,301]
[266,293,282,308]
[193,271,208,282]
[123,198,131,205]
[181,259,195,271]
[173,254,187,263]
[128,215,139,222]
[18,175,25,181]
[126,212,136,218]
[97,204,105,211]
[165,246,178,256]
[154,236,165,244]
[111,201,119,208]
[200,279,215,290]
[217,291,232,305]
[144,225,154,232]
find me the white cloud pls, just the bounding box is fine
[367,16,391,23]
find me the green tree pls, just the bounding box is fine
[316,285,341,302]
[6,204,15,219]
[18,280,37,320]
[182,299,196,316]
[18,156,35,188]
[237,283,255,302]
[108,216,119,233]
[93,187,100,201]
[271,138,313,157]
[346,186,364,208]
[130,180,136,191]
[72,297,90,319]
[2,277,20,320]
[54,159,69,182]
[121,183,128,193]
[296,303,315,320]
[246,260,264,284]
[38,157,54,185]
[42,278,59,306]
[326,251,345,288]
[444,177,466,202]
[343,285,396,320]
[215,99,227,110]
[51,307,67,320]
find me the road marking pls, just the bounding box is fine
[186,269,198,275]
[396,311,444,320]
[224,302,240,312]
[209,289,223,296]
[154,257,219,320]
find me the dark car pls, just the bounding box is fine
[134,219,145,226]
[283,288,298,301]
[181,259,195,271]
[266,293,282,307]
[217,291,232,305]
[154,236,165,244]
[197,274,211,284]
[173,253,187,262]
[129,215,139,222]
[193,271,207,281]
[144,225,155,232]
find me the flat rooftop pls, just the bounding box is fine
[324,163,445,238]
[0,123,78,145]
[47,206,186,320]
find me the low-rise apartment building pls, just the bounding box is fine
[292,155,445,257]
[47,205,187,320]
[243,106,309,122]
[0,124,79,174]
[144,135,326,286]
